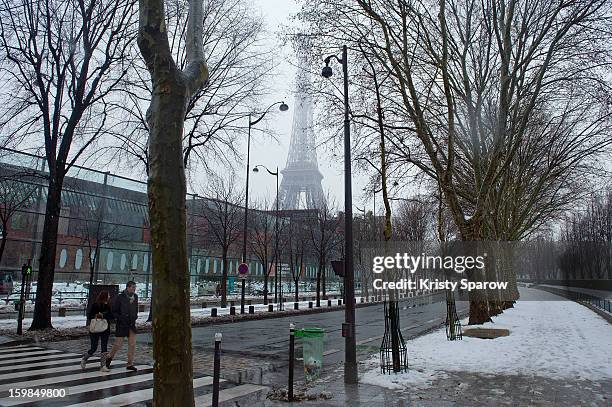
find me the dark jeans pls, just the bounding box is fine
[88,331,110,355]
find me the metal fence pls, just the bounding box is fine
[0,147,340,300]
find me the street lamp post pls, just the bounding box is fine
[241,102,288,314]
[253,165,279,306]
[322,45,358,384]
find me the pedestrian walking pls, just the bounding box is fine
[81,290,113,372]
[106,281,138,371]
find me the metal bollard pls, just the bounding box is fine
[268,304,274,312]
[327,299,332,307]
[294,302,299,310]
[308,301,313,309]
[337,299,342,306]
[249,305,255,314]
[360,297,364,303]
[288,323,295,402]
[230,306,236,315]
[211,308,217,317]
[212,333,222,407]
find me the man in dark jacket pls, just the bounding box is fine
[107,281,138,371]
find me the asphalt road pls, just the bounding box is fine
[137,292,469,381]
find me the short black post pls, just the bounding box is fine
[294,302,299,310]
[202,302,207,308]
[212,333,222,407]
[338,299,342,306]
[308,301,313,309]
[288,323,295,402]
[16,263,28,335]
[211,308,217,317]
[327,299,332,307]
[268,304,274,312]
[249,305,255,314]
[230,306,236,315]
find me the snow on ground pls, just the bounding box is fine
[361,288,612,390]
[0,280,341,313]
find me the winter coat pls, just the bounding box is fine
[112,291,138,337]
[88,302,112,335]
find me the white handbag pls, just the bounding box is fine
[89,313,108,333]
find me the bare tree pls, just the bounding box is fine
[394,199,435,241]
[0,171,37,263]
[248,200,277,305]
[109,0,273,176]
[200,176,243,308]
[308,195,341,306]
[286,215,309,303]
[559,189,612,281]
[137,0,208,402]
[295,0,611,323]
[0,0,137,330]
[74,202,123,291]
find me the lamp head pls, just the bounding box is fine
[322,65,333,78]
[279,102,289,112]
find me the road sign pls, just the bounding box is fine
[237,263,249,279]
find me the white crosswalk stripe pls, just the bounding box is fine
[0,349,61,360]
[64,376,220,407]
[0,352,83,367]
[0,346,43,354]
[0,344,267,406]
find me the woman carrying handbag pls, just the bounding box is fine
[81,290,113,372]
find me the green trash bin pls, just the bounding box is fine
[295,327,325,381]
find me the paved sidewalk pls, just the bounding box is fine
[43,338,278,384]
[262,367,611,406]
[0,336,14,346]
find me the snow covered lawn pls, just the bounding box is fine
[361,289,612,390]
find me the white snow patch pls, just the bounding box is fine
[361,294,612,390]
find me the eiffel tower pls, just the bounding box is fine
[277,66,325,210]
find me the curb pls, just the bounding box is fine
[579,302,612,324]
[0,336,34,347]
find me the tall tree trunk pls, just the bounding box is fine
[263,270,268,305]
[460,222,492,325]
[0,226,7,265]
[138,0,208,404]
[316,262,322,307]
[147,76,193,403]
[322,263,326,299]
[221,251,228,308]
[30,176,63,330]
